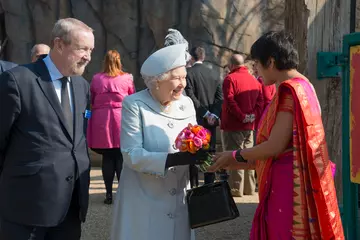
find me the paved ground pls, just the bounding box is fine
[82,168,259,240]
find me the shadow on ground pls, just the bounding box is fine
[82,168,259,240]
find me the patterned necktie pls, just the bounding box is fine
[60,77,73,137]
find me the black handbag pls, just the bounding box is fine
[186,181,239,229]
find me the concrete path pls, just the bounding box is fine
[82,168,259,240]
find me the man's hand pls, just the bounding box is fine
[207,114,215,125]
[243,114,255,123]
[249,114,255,123]
[205,113,219,126]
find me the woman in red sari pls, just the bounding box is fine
[208,31,344,239]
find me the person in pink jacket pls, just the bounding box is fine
[87,50,135,204]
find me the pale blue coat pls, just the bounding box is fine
[111,89,197,240]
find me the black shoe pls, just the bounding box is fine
[104,193,113,205]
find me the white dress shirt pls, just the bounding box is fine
[42,55,74,112]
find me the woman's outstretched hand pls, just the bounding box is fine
[207,151,235,172]
[207,151,256,172]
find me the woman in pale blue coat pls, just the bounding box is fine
[111,44,208,240]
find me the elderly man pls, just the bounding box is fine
[221,54,264,197]
[0,18,94,239]
[31,43,50,62]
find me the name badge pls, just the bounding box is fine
[84,110,91,119]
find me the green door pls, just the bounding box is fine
[342,32,360,240]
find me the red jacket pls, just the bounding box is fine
[255,77,276,129]
[221,67,264,131]
[257,76,276,107]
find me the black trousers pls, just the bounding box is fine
[0,186,81,240]
[101,149,123,195]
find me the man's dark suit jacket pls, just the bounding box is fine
[185,63,223,123]
[0,60,17,73]
[0,57,91,227]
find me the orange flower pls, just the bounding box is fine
[206,133,211,142]
[187,141,198,154]
[202,140,208,146]
[180,143,188,152]
[191,125,202,135]
[203,144,210,150]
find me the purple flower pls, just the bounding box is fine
[193,137,203,147]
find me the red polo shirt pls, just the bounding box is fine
[221,67,264,131]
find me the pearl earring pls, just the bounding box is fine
[156,80,160,90]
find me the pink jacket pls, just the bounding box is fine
[87,72,135,149]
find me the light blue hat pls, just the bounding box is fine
[141,44,187,77]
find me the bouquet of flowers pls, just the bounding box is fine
[174,123,214,172]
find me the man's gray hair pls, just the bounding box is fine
[30,44,50,57]
[50,18,93,47]
[30,45,37,56]
[142,72,171,90]
[230,54,245,66]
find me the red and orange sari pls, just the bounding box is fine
[251,78,344,239]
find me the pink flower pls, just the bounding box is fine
[178,132,186,140]
[184,130,194,139]
[193,137,203,147]
[196,129,207,140]
[175,140,183,149]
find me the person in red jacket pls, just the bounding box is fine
[246,60,276,109]
[221,54,264,197]
[249,62,277,129]
[257,76,276,107]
